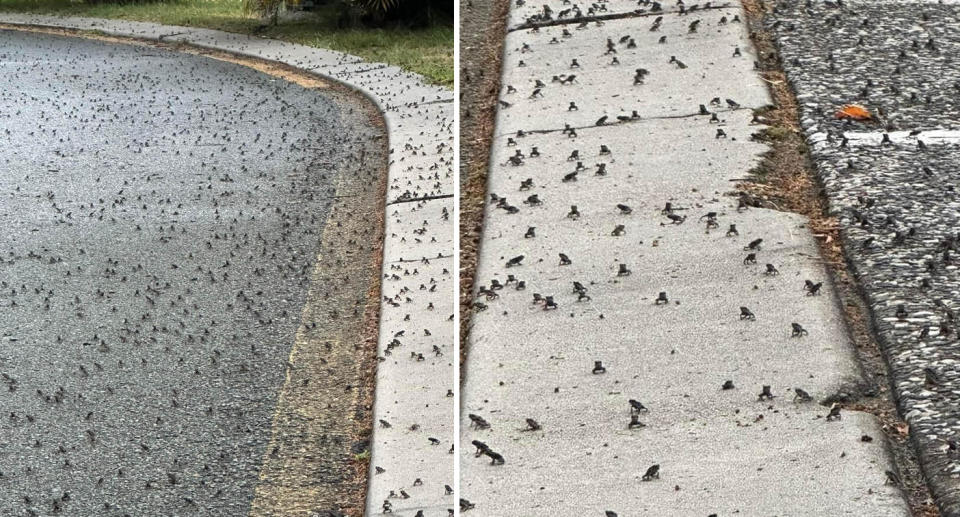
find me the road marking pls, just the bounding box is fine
[812,129,960,148]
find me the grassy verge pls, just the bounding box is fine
[0,0,453,85]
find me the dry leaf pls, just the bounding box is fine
[893,421,910,437]
[835,104,872,120]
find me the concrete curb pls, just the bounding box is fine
[0,13,454,516]
[460,1,910,515]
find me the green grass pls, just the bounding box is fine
[0,0,453,85]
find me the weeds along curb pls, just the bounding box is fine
[458,0,512,365]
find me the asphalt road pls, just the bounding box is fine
[0,29,382,516]
[770,1,960,514]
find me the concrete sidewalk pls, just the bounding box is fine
[460,2,910,515]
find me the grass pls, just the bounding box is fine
[0,0,453,85]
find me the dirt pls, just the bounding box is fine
[737,2,938,515]
[344,153,387,517]
[458,0,511,364]
[0,23,387,517]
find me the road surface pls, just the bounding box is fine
[0,29,385,516]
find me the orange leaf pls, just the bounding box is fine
[835,104,872,120]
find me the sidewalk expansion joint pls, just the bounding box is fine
[387,193,454,205]
[508,4,732,32]
[496,105,756,138]
[390,254,454,264]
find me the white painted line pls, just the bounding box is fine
[835,129,960,148]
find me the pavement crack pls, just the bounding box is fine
[157,32,187,41]
[350,65,390,74]
[820,380,879,407]
[497,106,752,138]
[507,4,732,32]
[387,193,453,205]
[390,254,453,263]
